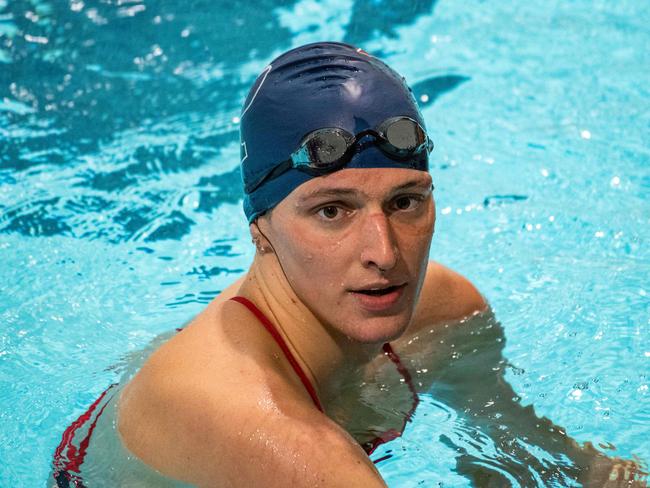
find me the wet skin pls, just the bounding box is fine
[254,167,436,345]
[113,167,486,488]
[111,168,644,487]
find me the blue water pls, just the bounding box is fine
[1,0,648,486]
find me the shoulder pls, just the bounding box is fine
[411,260,487,327]
[117,300,383,487]
[116,300,293,477]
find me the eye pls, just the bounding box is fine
[317,205,341,220]
[393,195,421,211]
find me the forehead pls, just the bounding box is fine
[289,168,432,202]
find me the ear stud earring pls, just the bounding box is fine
[253,237,270,254]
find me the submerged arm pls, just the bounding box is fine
[398,310,645,487]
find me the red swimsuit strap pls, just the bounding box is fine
[229,296,324,413]
[362,343,420,458]
[382,342,420,422]
[230,296,420,461]
[52,383,118,485]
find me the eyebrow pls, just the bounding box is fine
[390,180,433,193]
[298,178,432,202]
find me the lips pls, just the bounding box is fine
[349,283,407,312]
[354,284,402,296]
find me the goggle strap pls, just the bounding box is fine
[246,158,293,194]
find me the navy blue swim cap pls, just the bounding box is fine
[240,41,429,222]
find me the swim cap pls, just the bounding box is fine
[240,41,429,222]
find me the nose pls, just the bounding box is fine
[359,212,399,272]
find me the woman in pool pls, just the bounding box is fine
[53,42,645,487]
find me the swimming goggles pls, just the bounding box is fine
[244,116,433,194]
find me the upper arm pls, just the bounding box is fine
[118,350,386,488]
[187,394,386,488]
[411,261,487,328]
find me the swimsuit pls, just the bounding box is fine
[52,383,118,487]
[230,296,324,412]
[230,296,419,458]
[52,296,419,485]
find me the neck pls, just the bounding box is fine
[238,252,383,404]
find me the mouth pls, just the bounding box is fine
[353,284,404,296]
[349,283,407,312]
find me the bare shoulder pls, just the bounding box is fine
[117,300,385,487]
[411,260,487,328]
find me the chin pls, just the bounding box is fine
[342,314,412,345]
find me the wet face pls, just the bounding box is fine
[256,168,435,344]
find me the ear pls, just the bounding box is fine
[249,220,273,255]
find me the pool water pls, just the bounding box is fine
[1,0,648,486]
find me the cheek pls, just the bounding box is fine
[273,231,341,289]
[279,222,351,263]
[396,212,435,256]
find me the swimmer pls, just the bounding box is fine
[52,42,647,487]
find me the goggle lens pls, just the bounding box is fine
[384,118,422,152]
[307,130,350,167]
